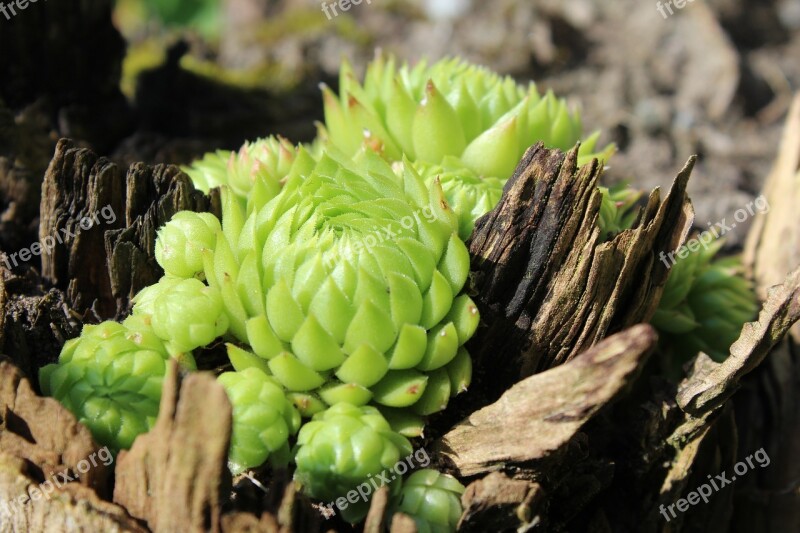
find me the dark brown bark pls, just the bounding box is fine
[38,139,220,320]
[466,143,693,400]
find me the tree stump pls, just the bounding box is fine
[1,111,797,529]
[0,2,798,531]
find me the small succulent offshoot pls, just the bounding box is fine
[294,403,412,523]
[39,321,171,452]
[218,367,301,474]
[652,238,758,366]
[391,469,466,533]
[154,210,221,280]
[182,135,317,210]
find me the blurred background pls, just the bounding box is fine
[1,0,799,250]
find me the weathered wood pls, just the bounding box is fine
[113,360,233,532]
[457,472,544,532]
[39,139,220,319]
[437,324,657,477]
[363,486,392,533]
[0,452,146,533]
[0,270,81,378]
[466,142,693,398]
[0,360,111,494]
[730,92,800,533]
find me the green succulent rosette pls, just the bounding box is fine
[652,238,758,364]
[131,277,229,356]
[319,54,616,237]
[392,469,465,533]
[182,136,318,212]
[39,321,171,452]
[217,367,301,475]
[294,403,412,523]
[206,149,478,416]
[155,211,221,279]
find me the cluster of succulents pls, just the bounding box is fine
[652,238,758,365]
[39,52,758,531]
[42,144,476,524]
[318,55,621,238]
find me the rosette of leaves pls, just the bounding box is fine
[652,238,758,364]
[204,149,478,425]
[294,403,412,523]
[127,276,229,360]
[155,211,221,279]
[217,367,301,474]
[182,136,317,212]
[39,321,172,452]
[391,469,465,533]
[318,54,617,237]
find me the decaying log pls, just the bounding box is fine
[467,142,693,396]
[39,139,220,319]
[730,92,800,533]
[442,135,800,532]
[0,269,82,379]
[0,360,144,532]
[113,361,233,532]
[437,324,657,477]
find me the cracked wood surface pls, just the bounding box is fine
[467,142,693,396]
[437,324,657,477]
[113,360,233,533]
[39,139,219,320]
